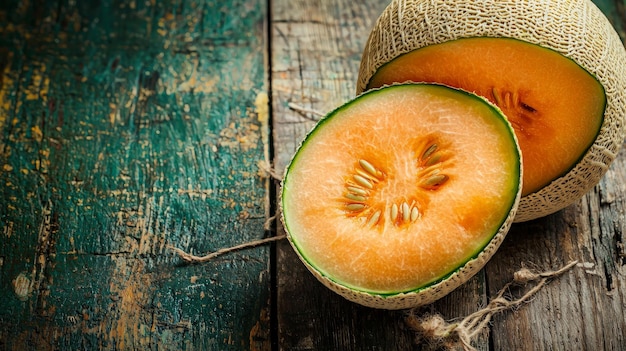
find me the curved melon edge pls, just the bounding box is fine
[284,182,521,310]
[280,83,523,309]
[357,0,626,222]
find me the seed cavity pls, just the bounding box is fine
[342,146,451,229]
[419,141,445,168]
[417,139,450,192]
[492,86,536,114]
[342,159,385,226]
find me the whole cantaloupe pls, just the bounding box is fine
[357,0,626,222]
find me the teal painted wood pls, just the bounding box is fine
[0,0,271,350]
[2,0,625,349]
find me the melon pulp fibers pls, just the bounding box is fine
[357,0,626,222]
[281,84,522,309]
[366,37,605,198]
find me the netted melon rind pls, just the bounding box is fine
[357,0,626,222]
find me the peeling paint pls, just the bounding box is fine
[255,91,270,162]
[24,63,49,101]
[31,125,43,142]
[1,0,270,348]
[168,56,220,94]
[12,272,32,301]
[2,221,13,237]
[249,306,270,351]
[0,50,15,129]
[107,258,155,350]
[219,121,261,152]
[106,198,168,350]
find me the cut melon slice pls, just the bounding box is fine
[366,38,605,198]
[281,84,522,309]
[357,0,626,222]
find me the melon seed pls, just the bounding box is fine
[345,193,367,202]
[367,210,382,227]
[390,203,399,221]
[421,144,438,160]
[492,87,502,106]
[356,169,379,182]
[402,202,410,222]
[346,203,366,211]
[359,159,381,178]
[354,174,374,189]
[423,168,441,178]
[424,153,442,167]
[347,186,368,196]
[422,174,449,188]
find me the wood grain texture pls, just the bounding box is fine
[271,0,489,349]
[484,1,626,349]
[270,0,415,349]
[486,146,626,350]
[271,0,626,350]
[1,0,625,349]
[0,0,271,350]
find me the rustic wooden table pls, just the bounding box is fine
[1,0,625,350]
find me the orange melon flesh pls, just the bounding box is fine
[366,38,605,196]
[282,84,520,294]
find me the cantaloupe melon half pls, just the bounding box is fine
[366,38,605,198]
[281,84,522,309]
[357,0,626,222]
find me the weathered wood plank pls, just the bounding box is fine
[485,1,626,349]
[0,0,271,350]
[2,0,624,349]
[486,148,626,350]
[271,0,489,350]
[272,0,626,350]
[270,1,414,349]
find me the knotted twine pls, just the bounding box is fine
[405,260,579,351]
[169,159,579,347]
[172,237,579,350]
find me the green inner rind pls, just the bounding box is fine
[281,83,521,297]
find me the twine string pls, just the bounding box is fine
[169,234,287,263]
[407,260,579,351]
